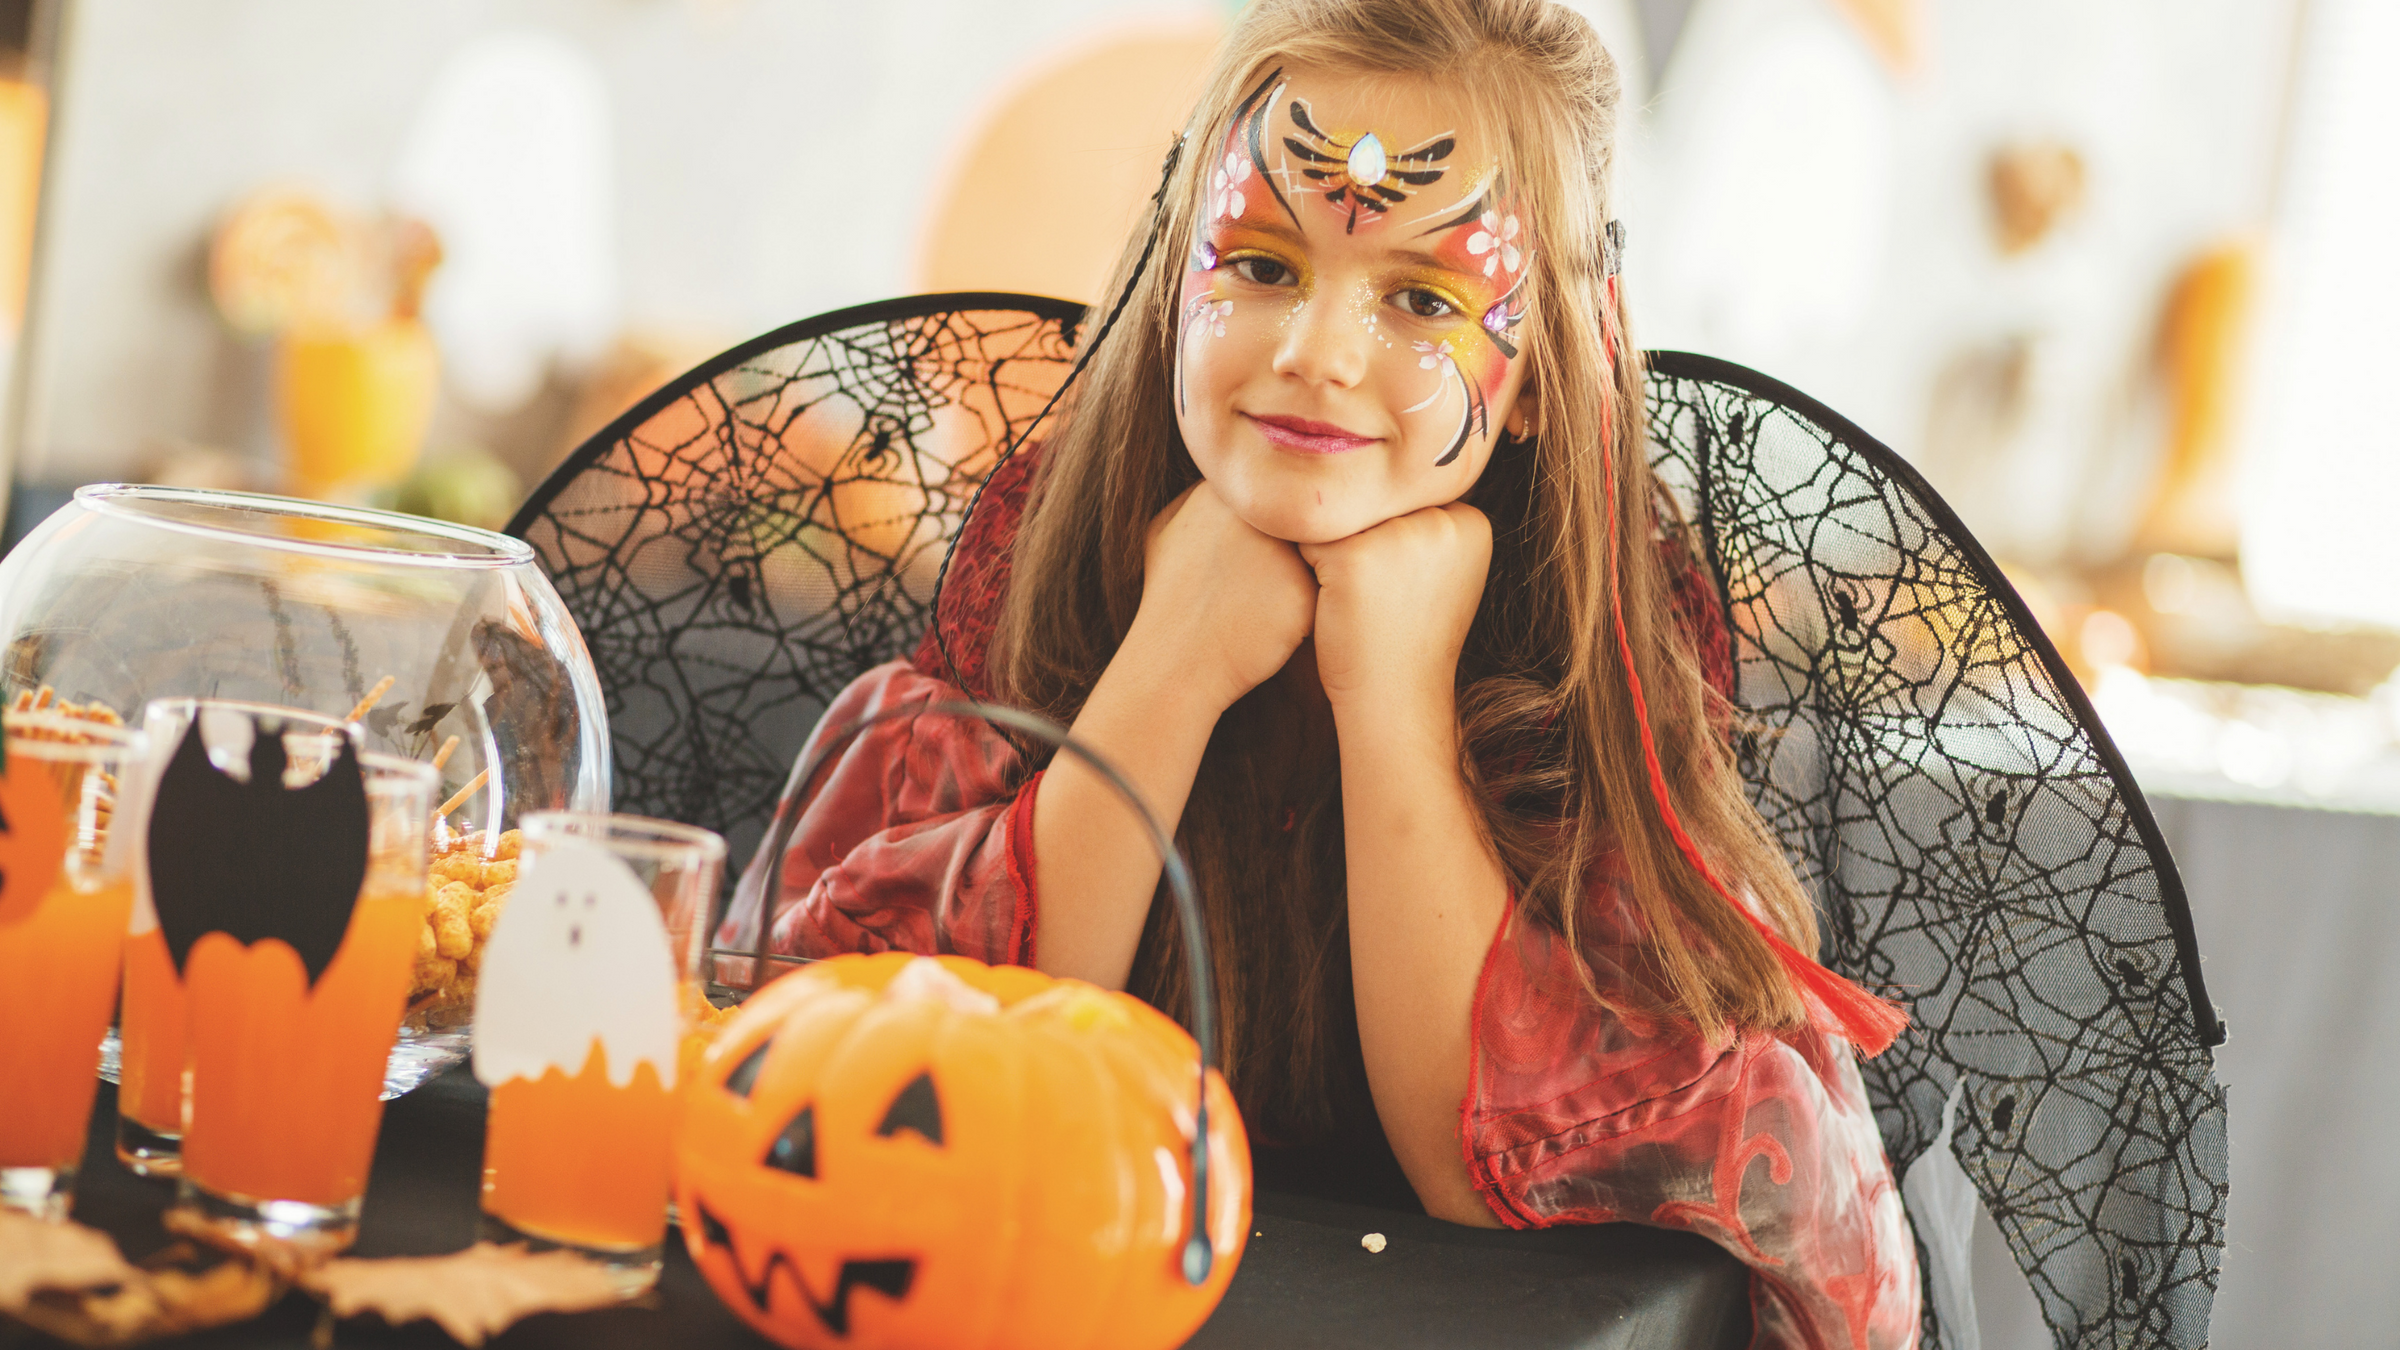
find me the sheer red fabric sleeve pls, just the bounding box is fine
[1456,540,1920,1348]
[715,446,1049,968]
[1462,885,1919,1349]
[713,660,1045,965]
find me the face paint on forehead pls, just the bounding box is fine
[1279,99,1455,235]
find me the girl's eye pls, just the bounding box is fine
[1233,256,1294,287]
[1396,288,1456,319]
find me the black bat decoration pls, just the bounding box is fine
[147,715,371,986]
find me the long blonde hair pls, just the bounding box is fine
[989,0,1823,1140]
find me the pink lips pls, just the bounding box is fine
[1245,413,1378,455]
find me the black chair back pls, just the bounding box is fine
[510,297,2227,1350]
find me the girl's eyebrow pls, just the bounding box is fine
[1215,217,1306,246]
[1211,216,1482,280]
[1385,245,1467,274]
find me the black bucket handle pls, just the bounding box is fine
[712,697,1222,1285]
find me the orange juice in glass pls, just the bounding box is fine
[137,704,433,1254]
[475,812,723,1293]
[0,710,145,1220]
[117,701,353,1178]
[113,924,188,1174]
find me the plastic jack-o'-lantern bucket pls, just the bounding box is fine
[677,701,1248,1350]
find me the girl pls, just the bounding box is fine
[725,1,1920,1343]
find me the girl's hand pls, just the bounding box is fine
[1126,481,1319,712]
[1299,502,1491,713]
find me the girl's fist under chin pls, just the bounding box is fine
[1298,501,1492,711]
[1131,480,1319,710]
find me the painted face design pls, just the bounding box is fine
[1392,194,1531,464]
[1177,66,1535,503]
[1281,99,1455,234]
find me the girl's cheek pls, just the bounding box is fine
[1175,246,1229,408]
[1383,310,1508,466]
[1174,256,1284,434]
[1467,342,1512,406]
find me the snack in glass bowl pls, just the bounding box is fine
[408,826,521,1027]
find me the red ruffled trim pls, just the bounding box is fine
[1003,768,1045,967]
[1462,888,1536,1230]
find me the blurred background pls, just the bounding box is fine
[0,0,2389,1342]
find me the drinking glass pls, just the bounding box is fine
[118,701,358,1178]
[476,811,724,1293]
[0,711,147,1219]
[133,708,436,1254]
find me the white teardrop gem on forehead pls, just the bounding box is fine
[1347,132,1387,187]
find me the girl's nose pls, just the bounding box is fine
[1270,285,1373,389]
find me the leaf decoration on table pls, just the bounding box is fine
[0,1207,135,1306]
[0,1221,283,1348]
[304,1242,628,1347]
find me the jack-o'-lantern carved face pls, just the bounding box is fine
[675,953,1250,1350]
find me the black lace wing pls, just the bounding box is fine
[1645,351,2227,1350]
[506,294,1082,871]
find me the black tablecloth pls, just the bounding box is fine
[46,1070,1750,1349]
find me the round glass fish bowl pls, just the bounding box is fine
[0,485,611,1094]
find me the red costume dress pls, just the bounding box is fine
[720,449,1922,1349]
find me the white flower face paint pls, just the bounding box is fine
[1213,152,1251,221]
[1403,339,1458,414]
[1465,211,1523,278]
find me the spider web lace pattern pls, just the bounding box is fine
[509,296,1082,870]
[1643,353,2228,1350]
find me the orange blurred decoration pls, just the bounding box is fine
[917,23,1220,303]
[276,318,441,498]
[211,192,446,500]
[0,77,46,333]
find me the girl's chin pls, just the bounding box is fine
[1227,494,1389,545]
[1193,451,1422,542]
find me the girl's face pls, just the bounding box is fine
[1175,64,1534,544]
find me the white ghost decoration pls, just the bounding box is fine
[473,838,680,1091]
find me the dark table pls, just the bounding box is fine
[43,1071,1750,1349]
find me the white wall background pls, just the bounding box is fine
[12,0,1219,481]
[1623,0,2297,565]
[12,0,2302,544]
